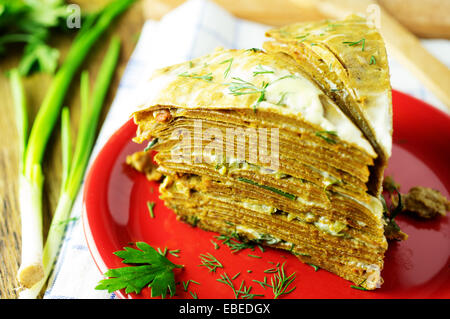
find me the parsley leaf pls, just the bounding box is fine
[95,242,183,298]
[0,0,71,75]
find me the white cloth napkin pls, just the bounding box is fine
[43,0,450,299]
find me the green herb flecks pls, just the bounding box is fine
[217,272,239,299]
[220,58,233,78]
[237,177,297,200]
[210,239,220,250]
[226,77,269,112]
[270,262,296,299]
[147,201,155,218]
[189,291,198,299]
[215,232,257,253]
[253,276,272,289]
[253,64,274,76]
[315,130,338,144]
[182,279,200,292]
[144,138,158,152]
[295,33,309,40]
[178,72,213,82]
[350,279,368,291]
[343,38,366,51]
[198,253,223,272]
[95,242,183,298]
[369,55,376,65]
[276,92,289,106]
[308,263,320,272]
[247,48,263,53]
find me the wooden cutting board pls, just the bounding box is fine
[142,0,450,38]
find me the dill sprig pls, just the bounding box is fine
[253,64,274,76]
[214,232,256,253]
[369,55,376,65]
[198,253,223,272]
[246,48,263,53]
[210,239,220,250]
[351,279,368,291]
[252,276,272,289]
[237,177,297,200]
[220,58,233,78]
[308,263,320,272]
[315,130,338,144]
[217,272,239,299]
[147,201,155,218]
[182,279,200,292]
[178,72,213,82]
[226,77,269,112]
[189,291,198,299]
[168,249,180,258]
[276,92,288,106]
[144,138,158,152]
[270,262,296,299]
[343,38,366,51]
[236,280,264,299]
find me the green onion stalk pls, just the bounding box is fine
[19,37,121,298]
[14,0,134,291]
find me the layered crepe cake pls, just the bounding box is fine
[130,16,393,290]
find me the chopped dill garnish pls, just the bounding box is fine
[276,92,289,106]
[189,291,198,299]
[220,58,233,78]
[182,279,200,292]
[237,177,297,200]
[343,38,366,51]
[295,33,309,39]
[253,64,274,76]
[147,201,155,218]
[168,249,180,258]
[198,253,223,272]
[270,262,296,299]
[309,263,320,271]
[157,247,167,256]
[263,267,278,274]
[178,72,213,82]
[248,254,262,259]
[252,276,272,289]
[369,55,376,65]
[217,272,239,298]
[351,279,368,291]
[144,138,158,152]
[215,232,256,253]
[226,77,269,112]
[236,280,264,299]
[232,272,241,280]
[315,130,338,144]
[210,239,220,250]
[247,48,263,53]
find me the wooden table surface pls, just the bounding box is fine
[0,0,447,299]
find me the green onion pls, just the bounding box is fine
[237,177,297,200]
[18,35,122,298]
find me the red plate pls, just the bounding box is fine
[83,90,450,299]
